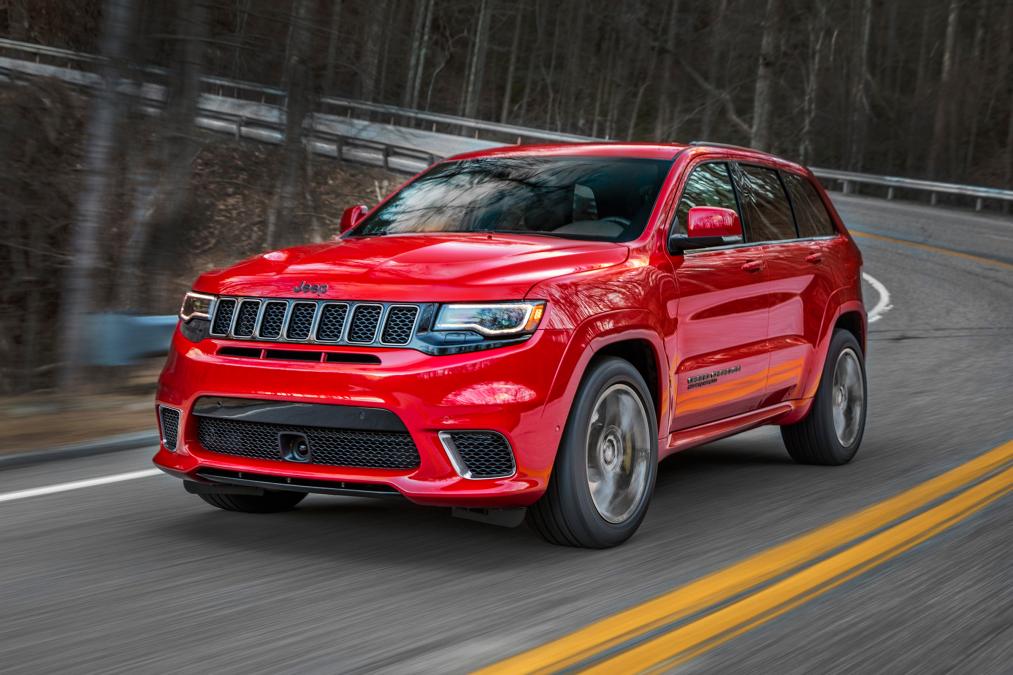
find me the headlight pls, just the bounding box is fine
[434,302,545,336]
[179,291,216,322]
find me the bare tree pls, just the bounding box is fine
[58,0,137,390]
[266,0,317,248]
[461,0,492,119]
[846,0,874,171]
[750,0,782,149]
[928,0,959,177]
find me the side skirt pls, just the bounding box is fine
[661,400,810,460]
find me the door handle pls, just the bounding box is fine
[741,260,765,273]
[805,252,824,264]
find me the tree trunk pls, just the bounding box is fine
[927,0,959,178]
[266,0,316,248]
[403,0,431,109]
[323,0,343,95]
[499,0,524,122]
[846,0,873,171]
[650,0,679,140]
[461,0,492,119]
[359,0,389,102]
[800,3,827,164]
[58,0,136,391]
[699,0,727,140]
[749,0,781,150]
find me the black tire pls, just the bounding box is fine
[198,490,307,513]
[781,329,867,465]
[528,357,658,548]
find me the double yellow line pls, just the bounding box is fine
[477,441,1013,674]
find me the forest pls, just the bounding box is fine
[6,0,1011,185]
[0,0,1011,394]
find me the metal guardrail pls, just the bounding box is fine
[2,36,1010,210]
[811,168,1013,212]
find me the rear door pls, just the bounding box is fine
[779,171,843,401]
[670,162,771,431]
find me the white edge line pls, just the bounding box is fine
[863,272,893,324]
[0,468,162,503]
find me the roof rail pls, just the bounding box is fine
[689,140,761,152]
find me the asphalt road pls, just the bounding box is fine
[1,195,1011,674]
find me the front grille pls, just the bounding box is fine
[208,297,423,348]
[234,300,260,337]
[196,416,420,470]
[348,304,382,343]
[159,406,181,450]
[381,306,419,345]
[211,299,236,334]
[442,431,515,479]
[286,302,316,340]
[259,301,287,338]
[316,303,348,341]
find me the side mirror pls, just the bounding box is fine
[339,204,369,233]
[669,206,744,254]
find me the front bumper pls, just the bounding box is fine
[154,326,571,507]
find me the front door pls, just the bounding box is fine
[669,162,771,431]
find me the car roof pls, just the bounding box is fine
[445,142,810,175]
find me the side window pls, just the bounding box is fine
[737,165,797,241]
[783,172,836,237]
[672,162,740,236]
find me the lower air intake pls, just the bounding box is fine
[441,431,515,479]
[159,406,181,450]
[196,416,420,470]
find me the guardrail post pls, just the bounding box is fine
[842,180,852,194]
[930,192,938,206]
[975,198,983,212]
[887,187,895,200]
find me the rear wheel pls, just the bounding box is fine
[781,329,867,465]
[198,490,307,513]
[528,357,658,548]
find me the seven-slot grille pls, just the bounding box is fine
[208,297,420,347]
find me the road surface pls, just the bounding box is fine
[1,195,1010,673]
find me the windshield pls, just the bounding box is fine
[350,156,673,242]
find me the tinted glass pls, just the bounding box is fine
[351,156,672,242]
[737,165,797,241]
[673,162,739,236]
[783,172,836,237]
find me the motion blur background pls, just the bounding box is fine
[1,2,1012,672]
[1,0,1010,438]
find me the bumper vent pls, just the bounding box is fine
[208,297,423,348]
[196,416,421,470]
[440,431,515,479]
[158,406,181,451]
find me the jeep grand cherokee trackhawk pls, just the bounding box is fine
[154,142,867,548]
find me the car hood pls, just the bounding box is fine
[194,233,629,302]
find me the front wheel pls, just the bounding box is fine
[528,357,658,548]
[781,329,867,465]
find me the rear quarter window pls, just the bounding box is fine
[783,172,837,237]
[736,165,797,242]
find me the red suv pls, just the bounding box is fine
[155,142,867,547]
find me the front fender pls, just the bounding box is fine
[540,309,670,442]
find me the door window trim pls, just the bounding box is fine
[668,159,751,255]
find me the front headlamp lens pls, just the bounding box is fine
[179,291,216,322]
[434,302,545,336]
